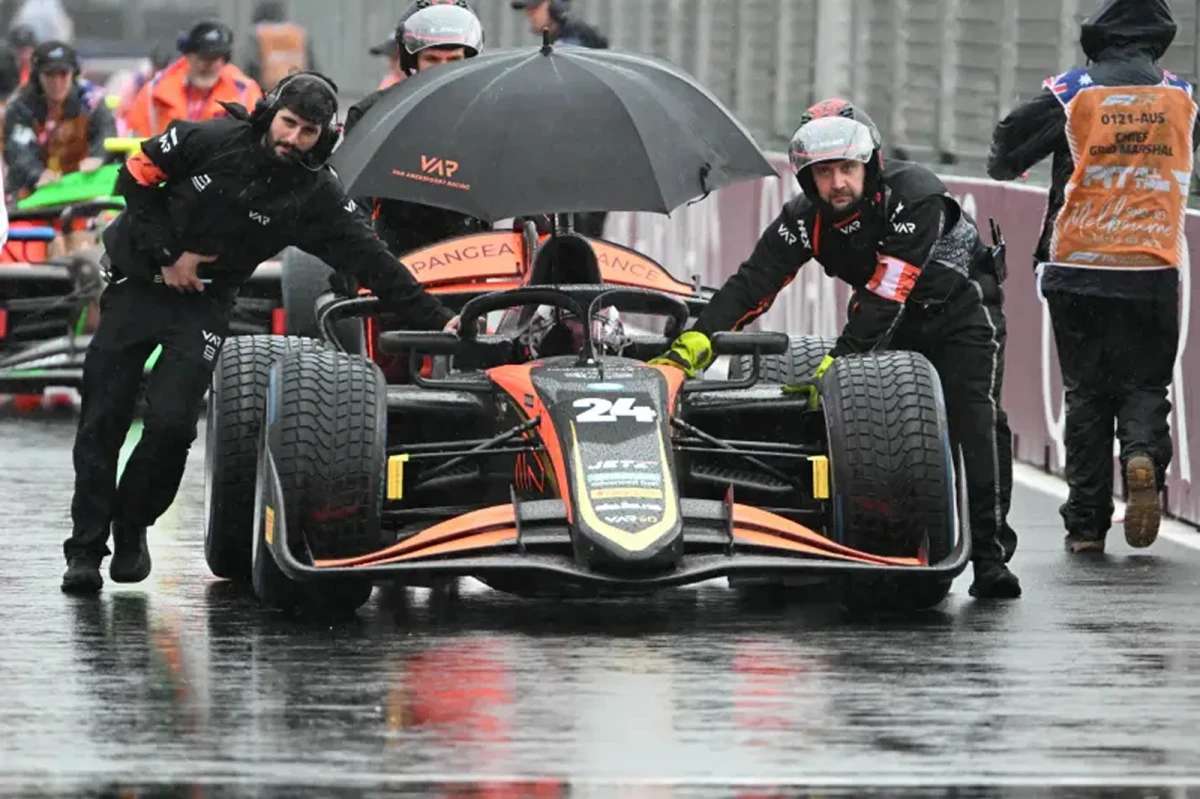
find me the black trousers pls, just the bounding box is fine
[63,279,230,559]
[1045,290,1178,537]
[977,274,1017,561]
[890,284,1012,563]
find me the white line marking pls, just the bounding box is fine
[1013,461,1200,551]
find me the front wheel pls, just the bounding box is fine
[250,348,388,616]
[819,351,958,613]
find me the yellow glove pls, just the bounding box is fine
[782,354,834,408]
[648,330,714,378]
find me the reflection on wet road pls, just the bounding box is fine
[5,415,1200,796]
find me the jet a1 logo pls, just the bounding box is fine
[573,397,656,424]
[421,155,459,178]
[248,210,271,226]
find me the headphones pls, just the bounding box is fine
[249,69,342,168]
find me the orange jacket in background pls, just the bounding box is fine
[254,21,308,92]
[123,57,262,138]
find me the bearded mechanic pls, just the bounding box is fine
[61,72,461,594]
[652,100,1021,600]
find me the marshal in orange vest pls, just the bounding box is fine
[1048,69,1198,271]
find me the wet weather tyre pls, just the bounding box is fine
[252,349,387,616]
[204,334,325,581]
[281,247,365,353]
[728,334,836,383]
[820,351,956,612]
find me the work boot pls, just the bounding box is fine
[62,553,104,594]
[1123,454,1161,549]
[109,521,151,583]
[968,558,1022,599]
[1064,530,1106,554]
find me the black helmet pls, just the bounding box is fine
[789,99,884,217]
[396,0,484,75]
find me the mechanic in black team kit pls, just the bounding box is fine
[651,99,1022,600]
[61,72,460,595]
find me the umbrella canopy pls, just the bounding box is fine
[330,38,778,223]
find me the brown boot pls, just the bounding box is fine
[1123,455,1161,549]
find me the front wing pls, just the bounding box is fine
[259,451,972,590]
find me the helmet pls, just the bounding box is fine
[396,0,484,75]
[249,70,342,169]
[788,99,883,216]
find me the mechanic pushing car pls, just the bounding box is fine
[986,0,1196,555]
[651,99,1021,600]
[60,72,462,595]
[342,1,490,257]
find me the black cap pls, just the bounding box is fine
[510,0,548,7]
[7,24,35,49]
[32,41,76,74]
[369,33,399,57]
[179,20,234,58]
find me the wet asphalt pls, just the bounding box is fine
[4,412,1200,798]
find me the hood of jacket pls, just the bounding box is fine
[1080,0,1177,61]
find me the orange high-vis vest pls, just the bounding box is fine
[1047,67,1198,270]
[125,57,263,139]
[255,21,308,92]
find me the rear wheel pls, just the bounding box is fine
[281,247,365,353]
[820,351,957,612]
[727,334,836,383]
[204,334,324,581]
[727,334,835,599]
[251,349,388,616]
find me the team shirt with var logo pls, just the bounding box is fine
[693,160,985,357]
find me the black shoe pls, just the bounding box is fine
[109,522,151,583]
[1064,530,1106,554]
[969,559,1022,599]
[62,554,104,594]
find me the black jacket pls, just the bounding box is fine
[343,87,490,256]
[986,0,1196,300]
[3,81,115,193]
[554,17,608,49]
[694,160,992,357]
[101,105,453,329]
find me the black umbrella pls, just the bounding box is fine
[330,36,778,223]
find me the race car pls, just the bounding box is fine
[203,225,971,618]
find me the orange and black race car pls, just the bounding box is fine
[202,223,971,617]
